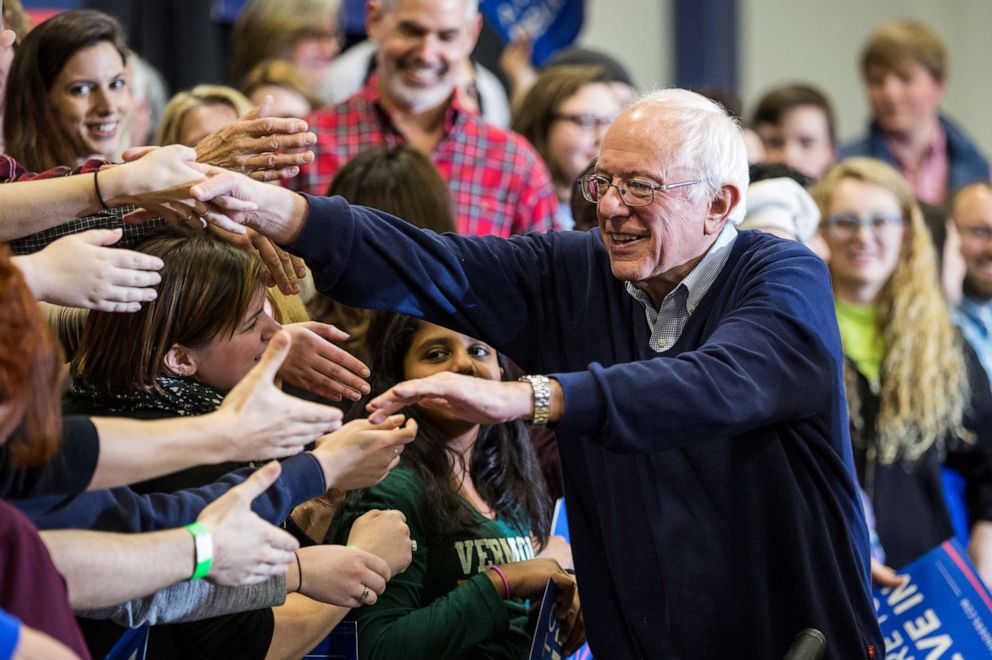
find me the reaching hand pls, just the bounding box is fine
[536,535,574,571]
[312,416,418,491]
[280,322,371,401]
[194,96,316,182]
[367,372,532,425]
[295,544,391,607]
[17,228,163,312]
[198,461,300,586]
[347,509,413,577]
[215,329,344,461]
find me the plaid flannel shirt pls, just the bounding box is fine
[290,77,559,237]
[0,156,163,254]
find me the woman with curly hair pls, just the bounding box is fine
[812,157,992,580]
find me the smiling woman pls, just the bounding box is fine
[3,9,131,171]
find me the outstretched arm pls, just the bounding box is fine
[41,462,298,609]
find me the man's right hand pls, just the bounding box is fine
[198,461,300,586]
[347,509,413,577]
[311,416,418,491]
[214,330,343,461]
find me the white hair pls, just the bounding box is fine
[630,88,749,223]
[376,0,478,20]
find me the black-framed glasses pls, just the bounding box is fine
[552,113,617,130]
[578,174,705,207]
[824,212,903,239]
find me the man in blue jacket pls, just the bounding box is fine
[192,88,884,659]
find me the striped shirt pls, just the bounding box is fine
[625,222,738,352]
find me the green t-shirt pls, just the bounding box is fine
[835,298,884,386]
[330,466,535,659]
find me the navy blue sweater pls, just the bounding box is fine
[293,195,883,659]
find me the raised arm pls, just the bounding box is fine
[40,462,298,609]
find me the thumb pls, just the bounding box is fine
[236,460,283,502]
[250,329,293,382]
[79,227,124,246]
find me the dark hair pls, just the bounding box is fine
[750,84,836,147]
[511,65,612,187]
[748,162,814,188]
[544,47,633,88]
[72,228,265,395]
[0,245,63,468]
[352,313,552,547]
[312,147,456,355]
[3,10,129,171]
[326,145,456,233]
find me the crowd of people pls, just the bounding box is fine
[1,0,991,658]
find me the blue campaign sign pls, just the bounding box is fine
[545,498,593,660]
[530,578,564,660]
[874,539,992,658]
[480,0,584,66]
[104,625,148,660]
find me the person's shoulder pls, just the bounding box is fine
[0,498,40,540]
[838,127,873,159]
[307,91,369,130]
[731,230,829,282]
[463,115,539,158]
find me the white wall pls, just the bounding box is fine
[578,0,672,91]
[741,0,992,153]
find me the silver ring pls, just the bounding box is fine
[411,539,418,553]
[359,586,370,602]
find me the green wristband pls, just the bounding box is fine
[184,522,214,581]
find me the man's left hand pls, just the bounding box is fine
[367,372,533,425]
[281,322,371,402]
[194,96,316,182]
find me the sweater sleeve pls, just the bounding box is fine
[329,471,510,660]
[552,247,841,451]
[77,575,287,627]
[22,452,325,532]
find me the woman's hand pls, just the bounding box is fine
[870,558,906,588]
[280,322,371,402]
[487,558,585,655]
[311,416,418,491]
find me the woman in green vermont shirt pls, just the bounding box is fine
[812,157,992,581]
[330,314,584,659]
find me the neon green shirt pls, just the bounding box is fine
[835,298,884,386]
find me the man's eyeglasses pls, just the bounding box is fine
[578,174,705,207]
[824,212,903,239]
[553,113,617,131]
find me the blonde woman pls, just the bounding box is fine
[155,85,253,147]
[812,157,992,583]
[229,0,340,94]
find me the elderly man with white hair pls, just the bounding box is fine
[189,88,883,659]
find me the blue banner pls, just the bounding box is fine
[480,0,583,67]
[303,621,359,660]
[874,539,992,658]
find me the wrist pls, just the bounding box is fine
[199,411,237,462]
[285,551,302,593]
[266,190,309,246]
[98,163,132,206]
[11,254,46,300]
[486,565,511,599]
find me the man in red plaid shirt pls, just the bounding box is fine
[289,0,559,237]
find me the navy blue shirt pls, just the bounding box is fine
[293,195,884,659]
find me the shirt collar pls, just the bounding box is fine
[624,221,738,312]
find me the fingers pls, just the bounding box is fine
[302,321,351,344]
[870,559,907,588]
[291,255,308,278]
[251,234,299,295]
[233,460,283,502]
[242,117,311,138]
[249,329,293,382]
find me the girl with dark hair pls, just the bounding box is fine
[329,313,584,659]
[3,9,131,171]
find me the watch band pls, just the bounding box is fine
[519,374,552,427]
[184,522,214,581]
